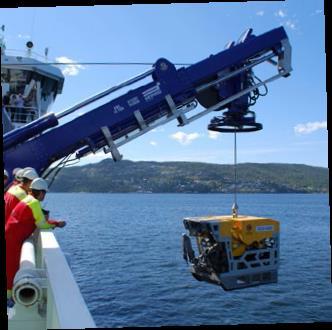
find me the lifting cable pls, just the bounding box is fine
[232,128,239,218]
[5,61,193,67]
[43,153,80,189]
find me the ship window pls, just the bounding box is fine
[1,68,10,82]
[2,69,29,95]
[41,77,57,95]
[2,69,38,124]
[2,67,58,125]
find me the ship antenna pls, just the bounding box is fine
[44,47,49,61]
[0,25,6,55]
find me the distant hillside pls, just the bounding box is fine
[49,160,329,193]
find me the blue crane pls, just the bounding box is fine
[3,27,292,185]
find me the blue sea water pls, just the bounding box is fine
[45,193,331,327]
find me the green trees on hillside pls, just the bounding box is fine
[50,160,328,193]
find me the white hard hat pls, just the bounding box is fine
[22,169,39,181]
[30,178,48,192]
[4,169,9,178]
[13,167,22,176]
[15,168,25,181]
[23,167,34,171]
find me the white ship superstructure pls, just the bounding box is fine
[1,31,64,132]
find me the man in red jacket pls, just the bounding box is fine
[4,168,38,224]
[6,178,66,305]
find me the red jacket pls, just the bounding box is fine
[6,194,59,292]
[4,185,28,224]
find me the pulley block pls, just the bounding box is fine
[208,110,263,133]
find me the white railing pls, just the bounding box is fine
[13,239,43,307]
[4,105,39,123]
[38,231,96,329]
[9,231,96,330]
[3,48,49,62]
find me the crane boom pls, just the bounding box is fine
[3,27,292,182]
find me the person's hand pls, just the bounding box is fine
[57,221,66,228]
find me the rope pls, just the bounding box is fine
[232,128,239,218]
[234,129,237,205]
[5,62,193,67]
[30,8,36,41]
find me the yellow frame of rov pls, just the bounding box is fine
[195,215,279,257]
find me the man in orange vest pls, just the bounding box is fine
[6,177,66,305]
[4,168,38,224]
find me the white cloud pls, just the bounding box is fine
[256,10,264,16]
[275,9,287,18]
[151,127,165,133]
[274,9,299,31]
[55,56,85,76]
[77,151,108,165]
[285,20,297,30]
[170,131,201,145]
[208,131,219,140]
[18,34,31,39]
[150,141,157,146]
[294,121,327,135]
[310,9,323,16]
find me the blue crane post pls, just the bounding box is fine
[3,27,291,182]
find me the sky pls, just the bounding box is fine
[0,1,328,167]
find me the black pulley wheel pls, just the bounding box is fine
[208,122,263,133]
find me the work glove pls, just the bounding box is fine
[56,221,66,228]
